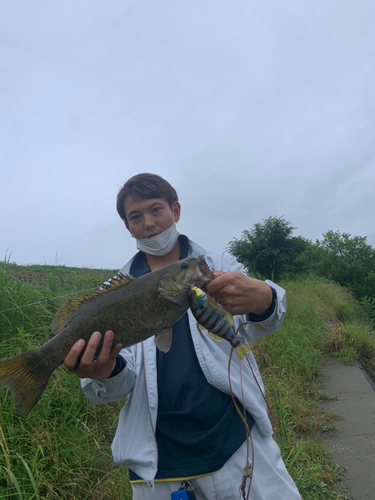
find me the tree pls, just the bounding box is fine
[314,230,375,299]
[228,216,311,281]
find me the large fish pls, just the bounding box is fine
[0,256,214,415]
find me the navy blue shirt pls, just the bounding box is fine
[128,236,256,481]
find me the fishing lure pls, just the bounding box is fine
[188,287,250,360]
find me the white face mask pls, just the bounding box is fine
[136,223,180,256]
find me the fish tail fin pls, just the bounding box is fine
[0,350,53,415]
[235,343,251,361]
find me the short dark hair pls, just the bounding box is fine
[116,173,179,223]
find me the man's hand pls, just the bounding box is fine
[205,271,273,316]
[64,330,123,379]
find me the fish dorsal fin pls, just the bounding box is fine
[154,327,173,353]
[51,272,133,334]
[51,294,97,333]
[99,272,133,290]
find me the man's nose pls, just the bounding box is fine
[144,215,156,229]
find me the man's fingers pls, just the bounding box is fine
[205,273,228,294]
[96,331,115,364]
[110,343,124,362]
[79,331,101,366]
[213,271,226,278]
[64,330,124,379]
[103,336,123,368]
[64,339,85,371]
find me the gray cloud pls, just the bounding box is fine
[1,0,374,269]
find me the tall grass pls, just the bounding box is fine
[1,265,373,498]
[0,263,131,499]
[253,275,372,499]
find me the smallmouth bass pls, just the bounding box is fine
[0,256,214,415]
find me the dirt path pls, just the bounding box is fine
[317,356,375,499]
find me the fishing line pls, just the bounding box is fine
[0,288,97,315]
[227,347,254,500]
[229,320,282,498]
[236,321,280,434]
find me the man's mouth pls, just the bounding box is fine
[147,233,159,238]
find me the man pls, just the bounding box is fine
[64,173,300,499]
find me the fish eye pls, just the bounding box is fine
[181,262,189,269]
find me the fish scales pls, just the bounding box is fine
[0,256,214,415]
[56,279,168,352]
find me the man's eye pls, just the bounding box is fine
[130,215,140,222]
[152,207,161,213]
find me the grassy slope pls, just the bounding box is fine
[0,263,131,500]
[1,264,373,499]
[254,277,366,499]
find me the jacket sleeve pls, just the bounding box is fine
[80,347,136,405]
[219,252,287,341]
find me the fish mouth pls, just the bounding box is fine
[195,255,215,287]
[196,275,213,287]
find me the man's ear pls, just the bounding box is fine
[173,201,181,223]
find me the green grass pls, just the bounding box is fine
[0,263,131,499]
[251,275,371,499]
[1,265,373,498]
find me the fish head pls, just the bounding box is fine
[196,255,216,285]
[160,256,214,290]
[190,255,215,288]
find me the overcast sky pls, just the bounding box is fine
[1,0,374,270]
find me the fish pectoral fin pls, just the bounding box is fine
[208,332,223,342]
[154,327,173,353]
[158,278,186,305]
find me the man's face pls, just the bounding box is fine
[124,197,180,240]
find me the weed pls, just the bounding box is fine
[0,263,129,499]
[0,265,372,498]
[253,275,370,498]
[331,347,357,365]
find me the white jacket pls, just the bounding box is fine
[81,239,286,486]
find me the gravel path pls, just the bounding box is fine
[317,356,375,499]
